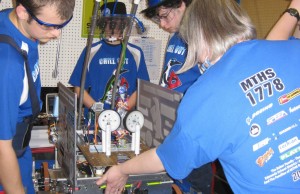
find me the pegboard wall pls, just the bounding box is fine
[0,0,169,86]
[0,0,291,87]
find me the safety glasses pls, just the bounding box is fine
[25,7,73,30]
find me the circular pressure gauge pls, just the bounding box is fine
[97,109,121,131]
[124,110,144,132]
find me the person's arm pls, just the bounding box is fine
[266,0,300,40]
[74,86,95,109]
[0,140,25,194]
[127,91,137,110]
[96,148,165,194]
[293,21,300,38]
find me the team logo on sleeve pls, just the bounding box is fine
[167,71,182,89]
[160,59,182,89]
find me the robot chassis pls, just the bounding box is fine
[35,83,173,194]
[34,1,173,193]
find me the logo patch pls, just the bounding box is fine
[250,123,261,137]
[278,88,300,105]
[253,137,271,152]
[278,136,300,153]
[256,148,274,167]
[267,111,288,125]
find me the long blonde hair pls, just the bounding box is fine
[178,0,256,73]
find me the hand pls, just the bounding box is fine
[96,165,129,194]
[90,102,104,112]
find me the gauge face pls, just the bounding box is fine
[124,110,144,132]
[98,109,121,131]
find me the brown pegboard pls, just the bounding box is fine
[241,0,291,38]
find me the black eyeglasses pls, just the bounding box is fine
[151,8,174,24]
[25,7,73,30]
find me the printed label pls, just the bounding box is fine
[278,137,300,153]
[264,157,300,184]
[278,88,300,105]
[240,68,285,106]
[267,111,288,125]
[253,137,271,152]
[256,148,274,167]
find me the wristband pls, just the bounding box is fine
[284,8,300,21]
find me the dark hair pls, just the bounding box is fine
[16,0,75,20]
[100,2,127,15]
[141,0,192,19]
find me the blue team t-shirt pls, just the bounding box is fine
[69,39,150,110]
[0,8,42,194]
[160,32,201,94]
[157,39,300,194]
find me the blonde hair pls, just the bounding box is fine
[178,0,256,73]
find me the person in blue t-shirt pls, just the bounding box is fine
[96,0,300,194]
[0,0,74,194]
[141,0,200,94]
[69,2,149,117]
[141,1,213,193]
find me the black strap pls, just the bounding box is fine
[0,34,40,119]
